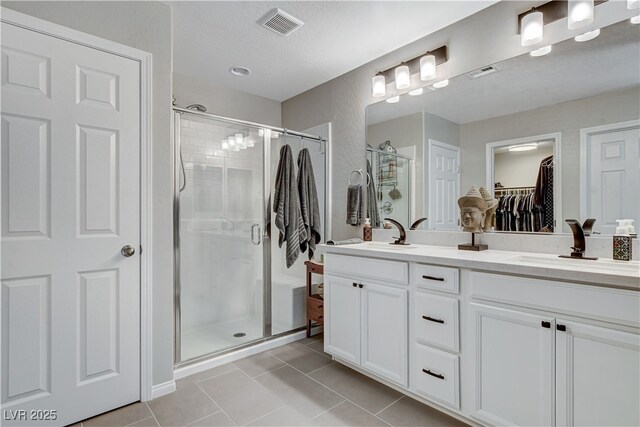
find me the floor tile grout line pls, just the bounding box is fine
[304,361,335,376]
[182,409,224,427]
[307,400,347,421]
[192,366,240,384]
[240,403,287,427]
[191,377,239,427]
[144,402,162,427]
[123,416,155,427]
[374,395,405,415]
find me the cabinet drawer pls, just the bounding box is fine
[412,343,460,409]
[414,292,459,352]
[413,264,459,294]
[326,254,408,285]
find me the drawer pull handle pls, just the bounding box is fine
[423,369,445,380]
[422,275,445,282]
[359,284,364,288]
[422,315,445,324]
[352,282,358,287]
[541,321,551,329]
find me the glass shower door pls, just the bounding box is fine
[175,112,267,363]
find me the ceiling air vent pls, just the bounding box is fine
[258,8,304,36]
[466,64,501,79]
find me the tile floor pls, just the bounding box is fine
[77,335,467,427]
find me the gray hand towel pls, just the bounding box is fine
[274,145,307,268]
[366,159,380,228]
[297,148,322,259]
[346,184,363,226]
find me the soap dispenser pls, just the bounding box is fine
[613,220,632,261]
[624,219,636,238]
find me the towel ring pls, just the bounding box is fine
[349,169,368,186]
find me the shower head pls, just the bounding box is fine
[186,104,207,112]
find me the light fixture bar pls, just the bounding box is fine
[517,0,607,34]
[379,45,448,85]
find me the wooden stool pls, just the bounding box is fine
[305,260,324,337]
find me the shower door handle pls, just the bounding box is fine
[251,224,261,245]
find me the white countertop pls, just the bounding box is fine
[319,242,640,290]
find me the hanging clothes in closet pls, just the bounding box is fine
[495,190,539,232]
[534,155,554,231]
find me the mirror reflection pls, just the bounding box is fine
[366,19,640,234]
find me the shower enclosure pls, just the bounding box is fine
[367,147,412,228]
[173,108,329,365]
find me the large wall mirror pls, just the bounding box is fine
[365,19,639,234]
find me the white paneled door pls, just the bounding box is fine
[1,20,141,426]
[428,140,460,230]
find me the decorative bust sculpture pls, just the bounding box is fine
[458,186,488,233]
[479,186,499,231]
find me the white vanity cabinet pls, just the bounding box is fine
[470,272,640,427]
[324,254,409,387]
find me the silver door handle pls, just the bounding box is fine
[121,245,136,257]
[251,224,261,245]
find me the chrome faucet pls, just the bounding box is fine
[560,218,598,260]
[384,218,409,245]
[410,217,428,230]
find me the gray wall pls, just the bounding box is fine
[460,87,640,224]
[3,1,175,387]
[173,72,281,126]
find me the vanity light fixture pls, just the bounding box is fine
[420,54,437,81]
[370,45,447,97]
[409,88,424,96]
[530,45,552,57]
[433,79,449,89]
[631,15,640,24]
[508,143,538,152]
[395,64,411,90]
[221,139,230,150]
[258,129,264,137]
[372,73,386,97]
[574,28,600,42]
[628,0,639,9]
[568,0,594,30]
[386,96,400,104]
[228,136,236,148]
[521,9,544,46]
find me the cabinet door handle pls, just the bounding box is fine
[541,321,551,328]
[422,275,445,282]
[422,369,445,380]
[422,315,445,324]
[358,284,364,288]
[557,324,566,331]
[352,282,358,287]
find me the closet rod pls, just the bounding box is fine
[173,106,327,143]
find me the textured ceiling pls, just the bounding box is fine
[367,19,640,125]
[171,1,498,102]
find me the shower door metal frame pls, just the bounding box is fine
[172,108,328,367]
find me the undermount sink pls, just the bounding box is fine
[511,255,640,275]
[364,242,419,250]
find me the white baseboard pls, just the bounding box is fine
[174,327,321,380]
[150,380,176,400]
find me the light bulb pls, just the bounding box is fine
[433,79,449,89]
[574,28,600,42]
[235,133,243,146]
[521,10,543,46]
[530,45,552,57]
[228,136,236,147]
[394,64,410,90]
[409,88,424,96]
[386,96,400,104]
[221,139,229,150]
[258,129,264,137]
[420,54,436,81]
[568,0,594,30]
[631,15,640,24]
[629,0,640,9]
[372,74,386,97]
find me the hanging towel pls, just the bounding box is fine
[366,160,380,228]
[297,148,322,259]
[346,184,363,226]
[274,145,307,268]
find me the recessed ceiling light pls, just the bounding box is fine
[230,66,251,76]
[409,88,424,96]
[433,79,449,89]
[530,45,552,57]
[508,143,538,152]
[574,28,600,42]
[386,96,400,104]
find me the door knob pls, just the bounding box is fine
[121,245,136,257]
